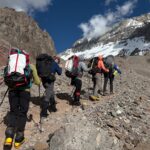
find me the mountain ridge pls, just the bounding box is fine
[60,13,150,60]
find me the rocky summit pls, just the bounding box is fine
[0,55,150,150]
[60,13,150,60]
[0,7,55,67]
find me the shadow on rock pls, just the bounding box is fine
[30,96,42,106]
[56,93,73,104]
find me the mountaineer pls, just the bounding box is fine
[3,48,41,149]
[103,56,121,95]
[89,55,109,101]
[65,55,90,105]
[36,54,62,118]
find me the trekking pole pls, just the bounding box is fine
[119,74,122,84]
[101,73,103,94]
[87,57,95,96]
[0,78,4,86]
[39,116,43,133]
[39,85,41,98]
[0,87,9,107]
[27,114,42,133]
[87,74,91,95]
[0,119,4,125]
[91,57,95,70]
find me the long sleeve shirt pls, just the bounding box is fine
[98,60,109,72]
[50,61,62,75]
[77,61,90,77]
[78,62,90,72]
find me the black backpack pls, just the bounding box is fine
[88,57,101,75]
[36,54,55,81]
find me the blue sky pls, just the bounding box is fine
[0,0,149,53]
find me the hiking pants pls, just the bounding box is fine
[8,90,30,132]
[44,82,55,104]
[41,82,55,115]
[92,73,102,96]
[103,72,114,93]
[71,77,82,102]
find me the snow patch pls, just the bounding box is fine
[126,19,144,28]
[60,37,150,60]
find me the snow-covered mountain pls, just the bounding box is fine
[60,13,150,60]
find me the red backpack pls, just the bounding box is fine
[65,55,79,78]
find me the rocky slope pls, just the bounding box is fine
[61,13,150,60]
[0,55,150,150]
[0,7,56,66]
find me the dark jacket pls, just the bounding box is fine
[42,61,62,85]
[50,61,62,75]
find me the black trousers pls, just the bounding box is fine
[71,77,82,102]
[103,72,114,93]
[8,90,30,132]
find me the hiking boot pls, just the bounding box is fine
[72,101,81,106]
[4,127,15,148]
[90,95,100,101]
[14,138,25,149]
[103,91,108,96]
[41,100,49,116]
[4,137,13,148]
[48,104,57,112]
[110,91,114,95]
[14,132,25,149]
[40,106,49,117]
[40,111,49,118]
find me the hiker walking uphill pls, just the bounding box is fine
[65,55,90,106]
[3,48,41,149]
[103,55,121,96]
[36,54,62,118]
[89,55,109,100]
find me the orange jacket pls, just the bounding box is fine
[98,55,109,72]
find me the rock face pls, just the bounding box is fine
[0,7,56,66]
[0,40,10,66]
